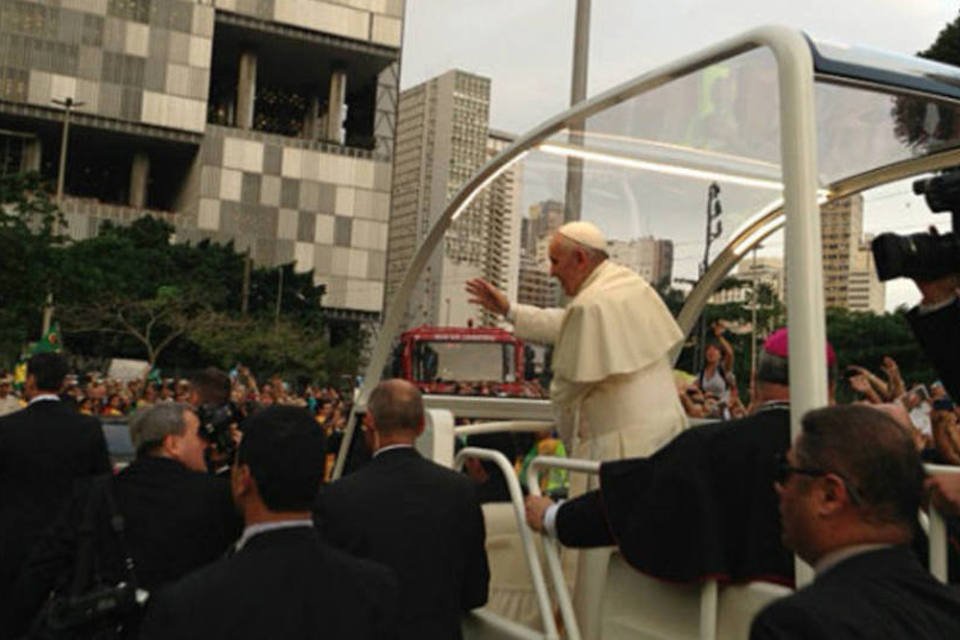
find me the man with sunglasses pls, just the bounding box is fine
[751,404,960,639]
[524,327,833,585]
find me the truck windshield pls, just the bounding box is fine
[414,341,512,382]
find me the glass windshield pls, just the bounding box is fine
[414,341,509,382]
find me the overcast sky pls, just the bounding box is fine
[398,1,959,311]
[400,0,957,133]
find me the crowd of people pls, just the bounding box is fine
[0,365,356,433]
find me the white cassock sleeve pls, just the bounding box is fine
[510,304,566,345]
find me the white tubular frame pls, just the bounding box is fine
[526,456,599,640]
[455,421,556,437]
[526,457,722,640]
[454,447,560,640]
[924,463,960,583]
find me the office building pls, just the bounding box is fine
[0,0,403,322]
[387,70,522,328]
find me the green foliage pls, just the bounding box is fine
[0,196,338,379]
[0,172,63,364]
[825,308,935,401]
[920,12,960,66]
[190,314,328,383]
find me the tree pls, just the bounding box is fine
[189,315,328,383]
[892,11,960,149]
[59,285,218,368]
[0,172,63,366]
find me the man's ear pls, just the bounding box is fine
[415,417,426,436]
[817,474,849,516]
[161,432,180,458]
[232,463,254,498]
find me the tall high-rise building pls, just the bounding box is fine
[820,195,885,313]
[522,199,564,257]
[0,0,402,323]
[606,236,674,287]
[387,70,522,328]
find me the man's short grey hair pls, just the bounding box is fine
[129,402,193,456]
[368,379,424,434]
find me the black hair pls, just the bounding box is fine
[238,405,326,511]
[190,367,231,405]
[27,353,68,392]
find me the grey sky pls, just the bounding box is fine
[400,0,957,134]
[398,1,959,311]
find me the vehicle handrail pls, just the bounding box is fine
[454,421,555,437]
[924,463,960,583]
[454,447,560,640]
[526,456,723,640]
[526,457,600,640]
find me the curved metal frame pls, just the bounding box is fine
[453,447,560,639]
[679,147,960,340]
[526,456,601,640]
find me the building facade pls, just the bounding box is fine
[386,70,522,328]
[820,194,884,313]
[606,236,673,287]
[0,0,403,319]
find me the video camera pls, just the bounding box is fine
[872,169,960,281]
[196,402,240,465]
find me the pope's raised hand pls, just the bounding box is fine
[465,278,509,316]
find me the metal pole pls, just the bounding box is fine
[274,266,283,327]
[697,183,722,371]
[563,0,590,223]
[42,97,84,336]
[241,250,251,315]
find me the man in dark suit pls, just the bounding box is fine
[315,379,490,640]
[8,402,242,637]
[751,404,960,639]
[524,328,833,585]
[0,353,109,613]
[140,405,398,640]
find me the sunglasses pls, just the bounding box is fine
[775,453,863,505]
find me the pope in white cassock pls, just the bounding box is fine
[466,220,688,471]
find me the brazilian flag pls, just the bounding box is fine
[30,322,63,355]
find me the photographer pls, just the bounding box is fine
[9,403,242,639]
[189,367,241,474]
[873,170,960,402]
[905,272,960,402]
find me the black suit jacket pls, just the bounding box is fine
[139,526,399,640]
[8,456,242,635]
[751,546,960,639]
[556,407,793,584]
[0,400,109,601]
[315,447,490,640]
[907,298,960,402]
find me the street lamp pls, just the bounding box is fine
[42,96,85,335]
[696,182,723,369]
[51,97,84,204]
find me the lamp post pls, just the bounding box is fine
[41,97,85,335]
[563,0,590,222]
[696,182,723,370]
